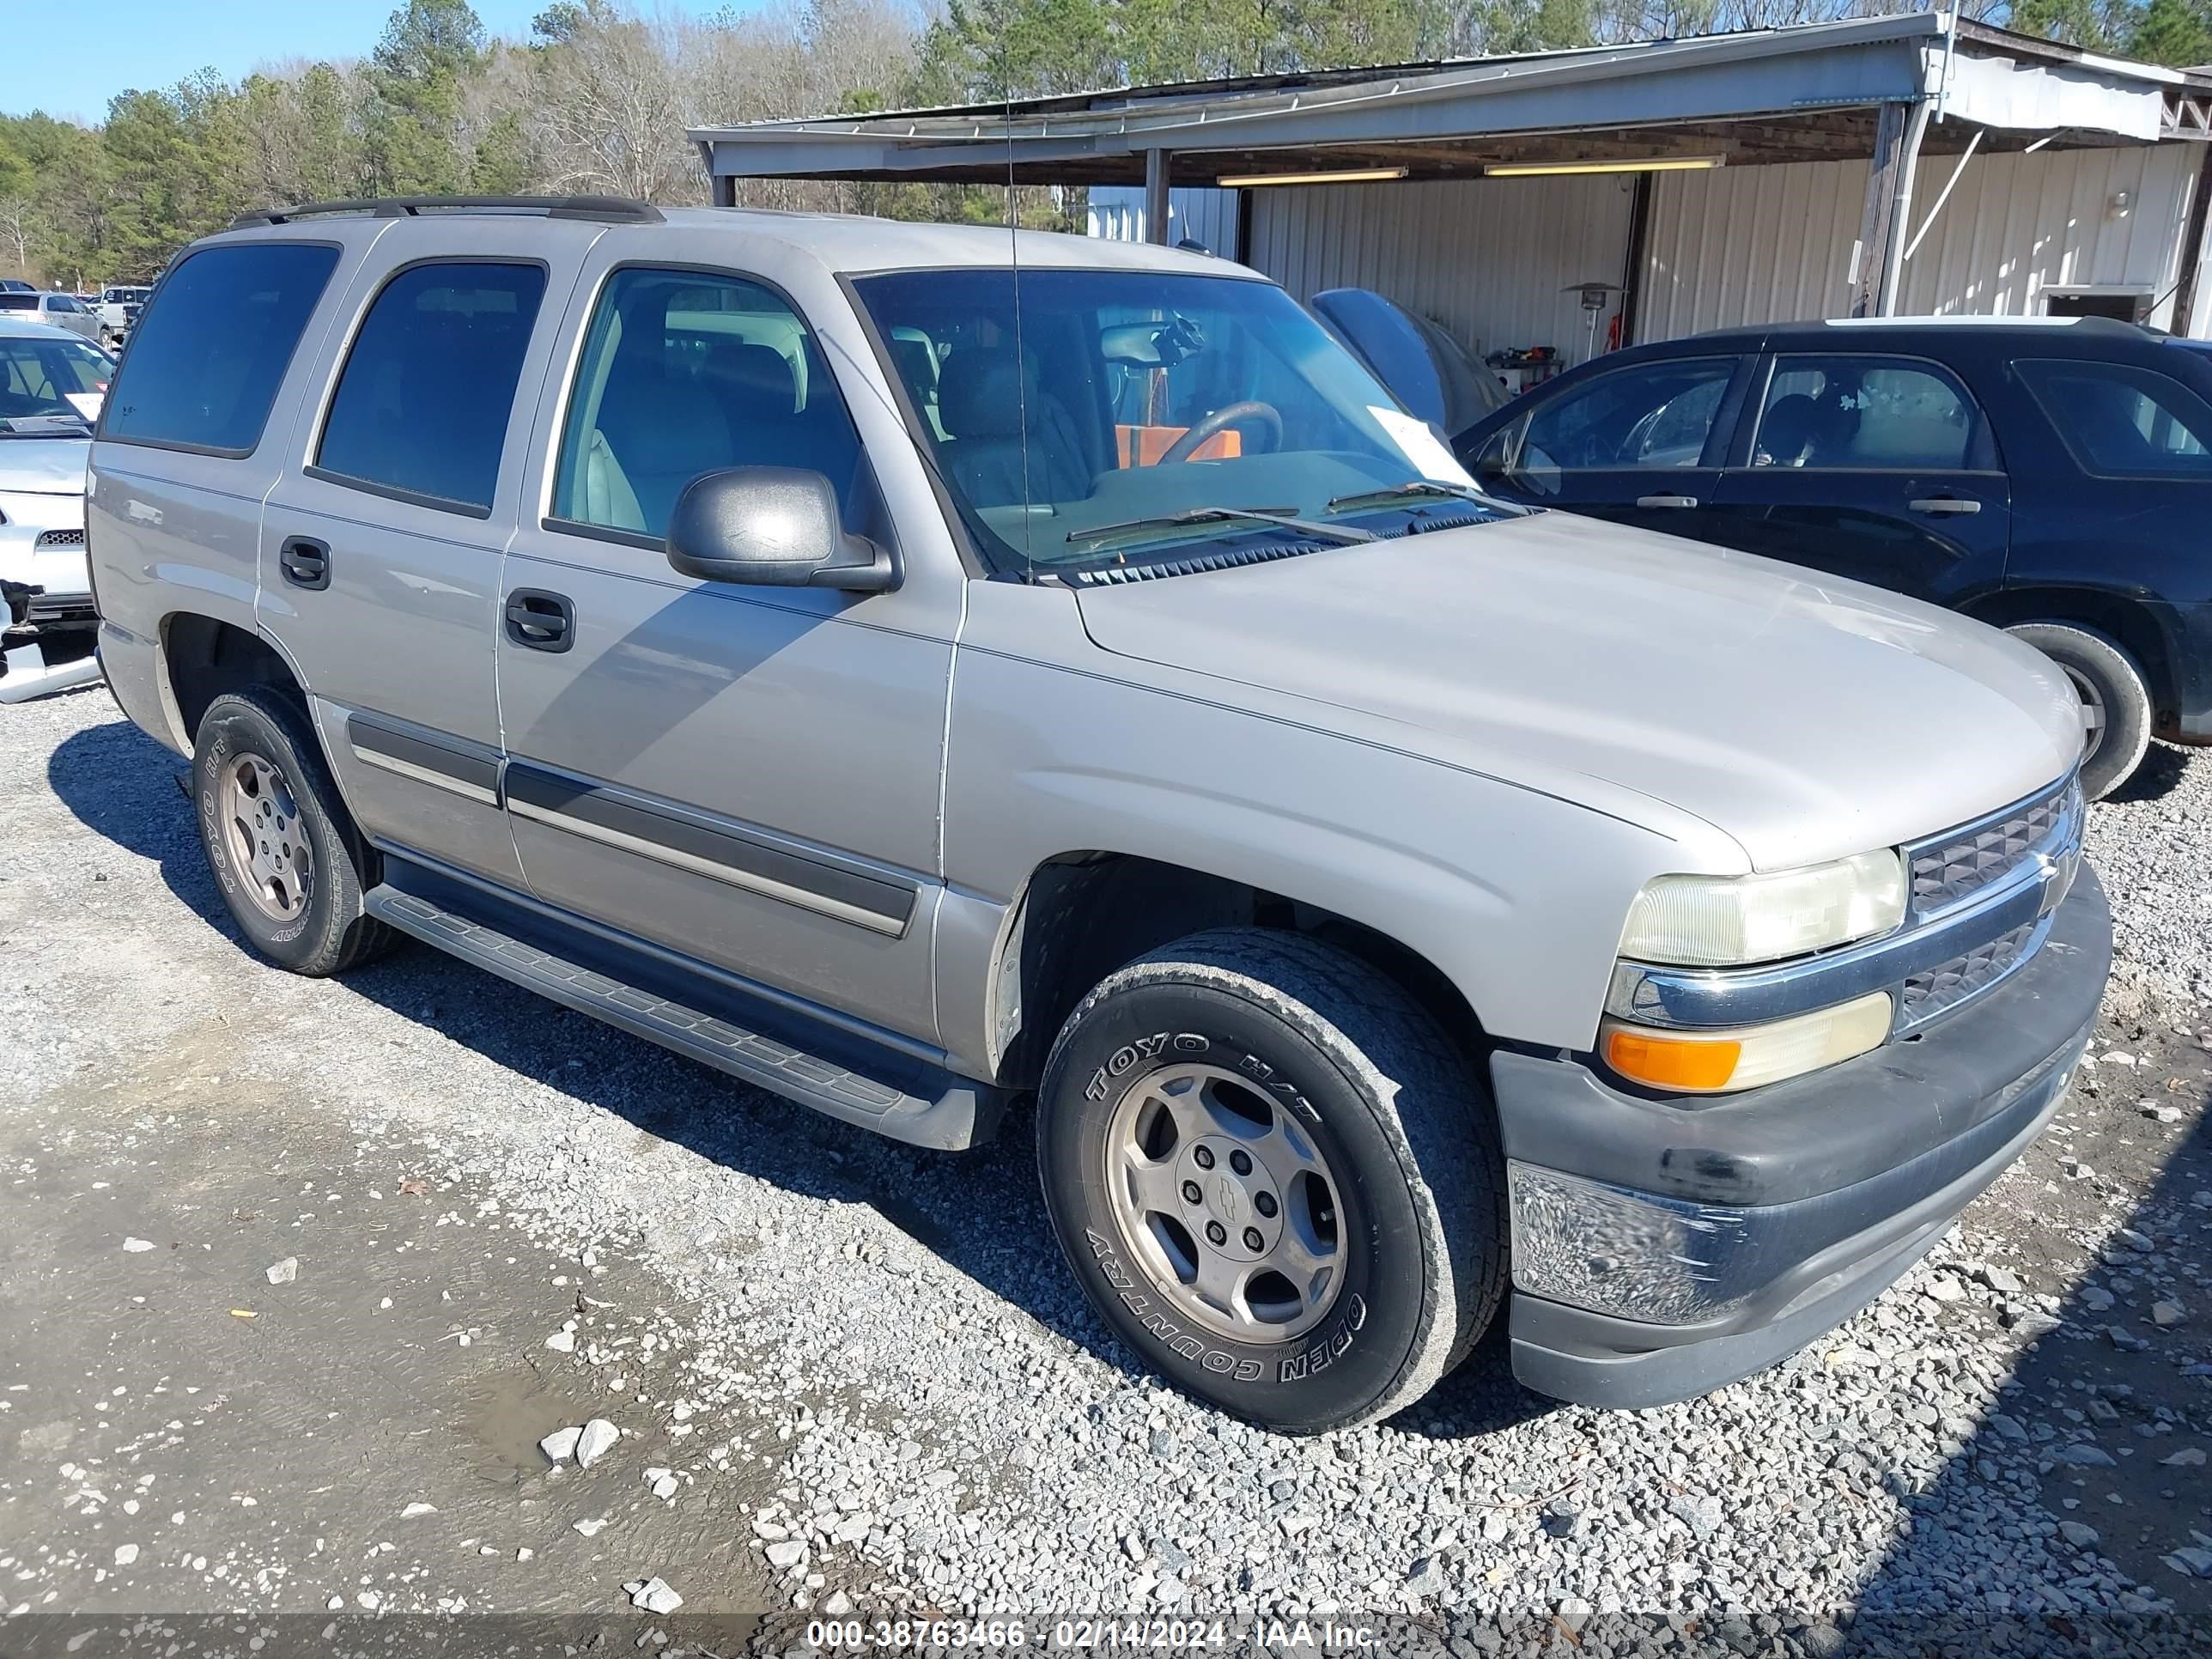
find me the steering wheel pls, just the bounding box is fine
[1158,400,1283,465]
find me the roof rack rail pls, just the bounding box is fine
[231,195,665,229]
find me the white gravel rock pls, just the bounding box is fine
[538,1426,582,1463]
[574,1418,618,1469]
[628,1577,683,1615]
[264,1256,298,1285]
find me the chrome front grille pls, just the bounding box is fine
[1900,916,2043,1027]
[33,527,85,550]
[1906,775,2077,921]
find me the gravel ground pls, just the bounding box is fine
[5,692,2212,1656]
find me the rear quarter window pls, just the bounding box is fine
[101,242,341,454]
[2015,357,2212,478]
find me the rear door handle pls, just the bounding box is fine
[1910,497,1983,515]
[278,536,330,590]
[1635,495,1699,509]
[505,589,574,653]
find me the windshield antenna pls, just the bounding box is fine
[1000,37,1031,580]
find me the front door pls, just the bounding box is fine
[1475,353,1747,545]
[1705,352,2012,606]
[258,229,586,889]
[495,254,955,1048]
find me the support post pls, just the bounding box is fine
[2170,150,2212,337]
[1877,100,1931,316]
[1144,149,1171,246]
[1619,171,1654,349]
[1851,101,1909,319]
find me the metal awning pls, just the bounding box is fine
[690,14,2210,191]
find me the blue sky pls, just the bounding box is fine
[3,1,571,124]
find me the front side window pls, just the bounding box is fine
[0,332,112,430]
[852,268,1484,572]
[1519,357,1736,473]
[103,241,340,453]
[315,260,547,514]
[2016,357,2212,478]
[1751,356,1987,471]
[551,267,867,540]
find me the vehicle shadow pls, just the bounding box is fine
[1836,1038,2212,1652]
[46,714,1550,1442]
[2108,741,2193,805]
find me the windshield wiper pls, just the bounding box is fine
[1065,506,1374,550]
[1323,479,1488,515]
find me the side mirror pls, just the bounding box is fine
[665,467,897,592]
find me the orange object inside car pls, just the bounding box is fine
[1115,425,1243,467]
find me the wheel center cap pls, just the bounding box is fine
[1213,1176,1244,1223]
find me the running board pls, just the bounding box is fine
[364,884,1001,1150]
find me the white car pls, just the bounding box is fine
[0,290,103,343]
[94,284,150,347]
[0,317,107,702]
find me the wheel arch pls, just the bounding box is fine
[160,611,313,745]
[1966,586,2174,727]
[989,849,1491,1092]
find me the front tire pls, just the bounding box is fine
[1036,928,1506,1434]
[2006,623,2153,800]
[193,687,395,975]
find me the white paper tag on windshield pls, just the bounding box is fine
[3,412,88,434]
[64,392,104,422]
[1368,405,1477,489]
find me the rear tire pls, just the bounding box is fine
[2006,623,2152,801]
[1036,928,1506,1434]
[193,687,396,976]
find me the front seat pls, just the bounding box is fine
[936,349,1091,508]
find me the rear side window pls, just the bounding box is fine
[0,294,39,311]
[102,242,340,453]
[1752,356,1989,471]
[2016,358,2212,478]
[314,261,548,516]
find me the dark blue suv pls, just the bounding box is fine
[1447,316,2212,799]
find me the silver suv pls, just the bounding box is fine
[88,198,2108,1434]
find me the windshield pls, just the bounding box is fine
[0,331,110,431]
[852,269,1483,574]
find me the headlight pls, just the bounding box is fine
[1620,849,1908,967]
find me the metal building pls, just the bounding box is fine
[691,13,2212,363]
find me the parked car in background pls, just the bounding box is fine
[90,199,2106,1432]
[0,278,33,294]
[0,318,109,702]
[94,284,150,348]
[1309,288,1510,440]
[0,290,102,344]
[1444,316,2212,799]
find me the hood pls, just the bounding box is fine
[0,434,91,495]
[1073,509,2082,872]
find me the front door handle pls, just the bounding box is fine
[279,536,330,590]
[505,589,574,653]
[1635,494,1699,509]
[1910,496,1983,515]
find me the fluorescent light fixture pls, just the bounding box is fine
[1218,166,1409,187]
[1486,155,1726,178]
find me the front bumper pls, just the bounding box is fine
[1493,861,2111,1409]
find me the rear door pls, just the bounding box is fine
[257,221,597,889]
[1705,351,2010,605]
[1468,351,1751,544]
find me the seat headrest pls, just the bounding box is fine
[599,362,732,476]
[703,340,796,414]
[1757,393,1823,464]
[938,349,1024,441]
